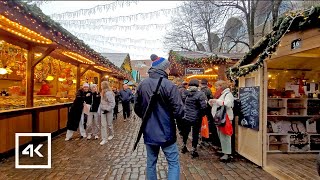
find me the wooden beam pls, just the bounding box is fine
[26,46,35,107]
[76,65,81,90]
[32,46,56,67]
[80,65,93,77]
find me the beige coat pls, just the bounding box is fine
[211,88,234,120]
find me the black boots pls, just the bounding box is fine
[181,145,189,154]
[191,148,199,158]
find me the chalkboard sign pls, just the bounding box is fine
[239,86,260,131]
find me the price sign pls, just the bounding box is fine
[291,38,301,50]
[185,68,204,75]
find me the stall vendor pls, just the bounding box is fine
[37,80,51,95]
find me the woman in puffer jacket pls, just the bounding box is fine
[181,79,207,158]
[210,80,234,162]
[99,81,115,145]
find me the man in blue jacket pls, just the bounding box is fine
[134,54,184,180]
[119,84,133,122]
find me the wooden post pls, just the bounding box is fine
[26,46,35,107]
[218,64,227,80]
[98,73,103,92]
[76,65,81,90]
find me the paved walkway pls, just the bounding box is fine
[0,114,275,180]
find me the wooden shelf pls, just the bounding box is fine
[269,142,289,145]
[268,107,286,109]
[287,107,306,109]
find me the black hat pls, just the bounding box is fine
[201,78,208,84]
[188,79,199,87]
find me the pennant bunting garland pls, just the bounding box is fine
[54,7,182,24]
[50,1,139,20]
[70,32,163,46]
[58,22,170,31]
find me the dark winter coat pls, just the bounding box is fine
[90,92,101,112]
[178,85,188,103]
[184,86,207,123]
[134,68,184,147]
[119,89,133,103]
[67,89,91,131]
[200,86,213,101]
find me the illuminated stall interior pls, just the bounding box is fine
[0,41,27,110]
[265,47,320,179]
[0,0,132,156]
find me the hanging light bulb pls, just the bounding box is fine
[46,75,54,81]
[0,67,7,75]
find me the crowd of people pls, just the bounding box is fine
[133,54,235,180]
[65,81,134,145]
[64,53,235,180]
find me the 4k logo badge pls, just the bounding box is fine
[15,133,51,169]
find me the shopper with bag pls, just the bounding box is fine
[209,80,234,162]
[86,84,101,140]
[65,83,92,141]
[99,81,116,145]
[181,79,207,158]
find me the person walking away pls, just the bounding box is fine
[200,79,220,148]
[134,54,184,180]
[86,84,101,140]
[65,83,92,141]
[209,80,234,162]
[177,81,188,137]
[181,79,207,158]
[100,81,116,145]
[119,84,133,122]
[113,87,120,120]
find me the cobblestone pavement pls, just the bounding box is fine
[0,114,276,180]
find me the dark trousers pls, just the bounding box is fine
[182,120,202,149]
[122,101,131,119]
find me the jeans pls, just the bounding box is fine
[122,102,131,119]
[79,113,86,137]
[146,143,180,180]
[101,110,114,140]
[87,112,99,136]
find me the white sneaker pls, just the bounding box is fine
[87,134,92,140]
[100,140,107,145]
[65,138,70,141]
[107,135,114,140]
[94,135,99,140]
[124,119,126,122]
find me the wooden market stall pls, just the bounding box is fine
[169,50,241,92]
[228,6,320,179]
[0,0,131,156]
[101,53,133,90]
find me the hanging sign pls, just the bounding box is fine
[291,38,301,50]
[185,68,204,75]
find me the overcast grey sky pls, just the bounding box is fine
[39,1,183,60]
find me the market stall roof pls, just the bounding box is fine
[228,5,320,80]
[101,53,132,72]
[171,51,243,62]
[0,0,131,80]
